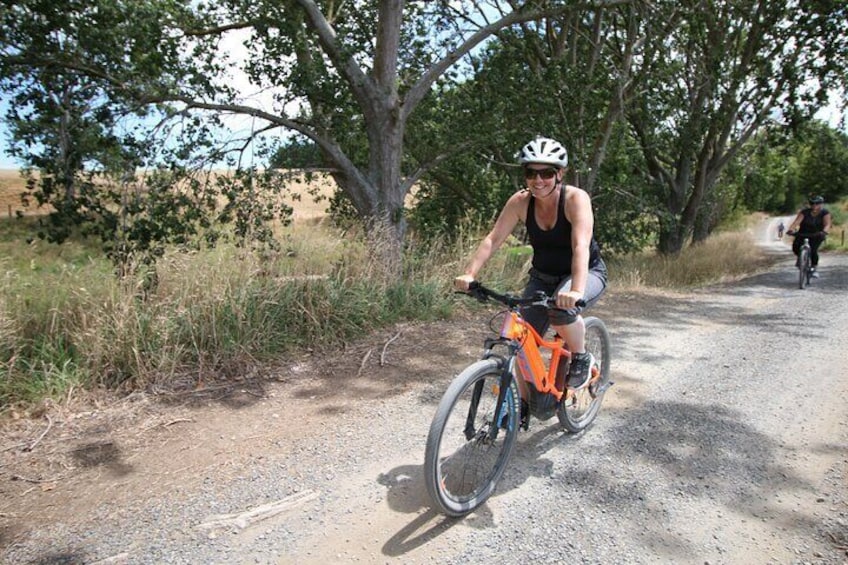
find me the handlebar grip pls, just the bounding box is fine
[545,297,588,309]
[464,281,489,303]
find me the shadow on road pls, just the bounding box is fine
[379,393,833,561]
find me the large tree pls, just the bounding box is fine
[1,0,634,271]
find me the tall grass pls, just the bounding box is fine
[0,221,458,409]
[0,213,812,411]
[606,231,779,289]
[823,201,848,252]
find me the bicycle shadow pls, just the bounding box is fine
[377,464,462,556]
[378,420,585,559]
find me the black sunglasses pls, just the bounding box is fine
[524,167,558,180]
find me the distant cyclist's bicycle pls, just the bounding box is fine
[786,230,817,289]
[423,282,612,517]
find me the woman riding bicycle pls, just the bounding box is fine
[454,136,608,390]
[787,195,832,277]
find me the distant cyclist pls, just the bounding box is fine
[787,195,832,277]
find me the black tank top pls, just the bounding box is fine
[526,188,602,277]
[799,207,830,233]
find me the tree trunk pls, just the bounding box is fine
[657,218,686,255]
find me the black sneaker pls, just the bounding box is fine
[567,352,595,390]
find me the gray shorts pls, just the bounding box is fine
[521,261,608,334]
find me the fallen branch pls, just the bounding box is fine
[380,331,402,366]
[162,418,194,427]
[357,348,373,377]
[1,442,28,453]
[196,490,319,531]
[11,473,63,484]
[24,414,53,452]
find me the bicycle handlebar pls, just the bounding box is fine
[786,230,826,239]
[463,281,587,309]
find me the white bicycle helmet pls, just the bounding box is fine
[518,137,568,168]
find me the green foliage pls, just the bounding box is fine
[725,121,848,215]
[404,7,655,255]
[590,123,658,255]
[0,1,293,276]
[794,121,848,204]
[269,137,323,170]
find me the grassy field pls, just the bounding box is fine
[0,168,338,221]
[0,169,31,218]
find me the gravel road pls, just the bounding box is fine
[2,220,847,564]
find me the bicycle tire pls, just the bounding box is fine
[799,247,811,289]
[557,317,612,433]
[424,359,520,517]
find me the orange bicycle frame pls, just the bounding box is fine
[500,311,570,401]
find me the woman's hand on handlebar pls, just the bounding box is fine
[454,274,475,292]
[556,289,584,310]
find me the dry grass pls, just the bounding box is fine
[607,230,777,289]
[0,169,31,218]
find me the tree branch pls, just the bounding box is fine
[403,0,635,121]
[294,0,376,106]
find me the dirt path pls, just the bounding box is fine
[2,225,847,564]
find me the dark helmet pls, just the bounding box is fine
[809,195,824,205]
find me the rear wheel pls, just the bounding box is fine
[557,317,612,433]
[424,359,520,517]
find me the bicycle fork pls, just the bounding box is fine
[465,347,517,442]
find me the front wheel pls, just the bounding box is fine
[799,247,811,289]
[424,359,520,517]
[557,317,612,433]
